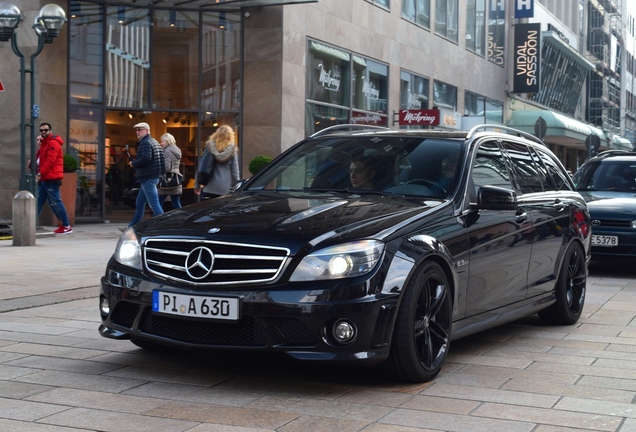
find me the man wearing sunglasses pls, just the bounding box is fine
[36,122,72,234]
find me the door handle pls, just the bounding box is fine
[553,199,566,212]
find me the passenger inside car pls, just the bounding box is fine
[349,155,378,189]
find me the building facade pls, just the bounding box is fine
[0,0,633,224]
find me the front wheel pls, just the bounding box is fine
[538,242,586,325]
[384,261,452,382]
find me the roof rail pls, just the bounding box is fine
[595,149,633,158]
[467,124,544,146]
[309,124,391,138]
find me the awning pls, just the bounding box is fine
[612,135,633,151]
[507,109,592,146]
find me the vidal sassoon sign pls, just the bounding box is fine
[513,23,541,93]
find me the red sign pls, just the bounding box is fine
[0,78,4,92]
[399,109,440,126]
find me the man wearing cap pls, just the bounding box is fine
[124,122,164,229]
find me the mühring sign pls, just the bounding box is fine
[513,23,541,93]
[399,109,440,126]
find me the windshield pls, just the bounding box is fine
[574,160,636,191]
[246,135,465,199]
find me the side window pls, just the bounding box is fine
[471,141,511,193]
[501,141,545,194]
[534,147,573,191]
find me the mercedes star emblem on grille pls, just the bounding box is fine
[185,246,215,279]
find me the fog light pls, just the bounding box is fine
[99,297,110,316]
[333,320,356,344]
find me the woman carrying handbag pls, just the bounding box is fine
[158,133,184,209]
[195,125,240,200]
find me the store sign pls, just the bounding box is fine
[351,112,386,126]
[317,64,340,92]
[439,109,462,130]
[515,0,534,18]
[513,23,541,93]
[399,109,439,126]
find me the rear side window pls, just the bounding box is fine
[533,147,573,191]
[471,141,511,192]
[501,141,544,194]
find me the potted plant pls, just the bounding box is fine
[58,154,79,226]
[248,155,272,175]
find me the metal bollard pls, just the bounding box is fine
[13,190,36,246]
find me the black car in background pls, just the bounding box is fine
[572,150,636,258]
[99,124,591,382]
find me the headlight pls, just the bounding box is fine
[632,220,636,229]
[289,240,384,281]
[113,227,142,270]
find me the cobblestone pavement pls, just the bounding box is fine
[1,224,636,431]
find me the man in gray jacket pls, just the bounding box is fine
[124,122,164,229]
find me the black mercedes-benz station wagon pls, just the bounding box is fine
[99,125,591,382]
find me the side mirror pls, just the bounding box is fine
[229,178,248,193]
[472,185,518,210]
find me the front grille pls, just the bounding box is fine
[144,239,289,286]
[594,219,633,228]
[140,312,266,346]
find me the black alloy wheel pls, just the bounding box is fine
[385,261,452,382]
[538,242,586,325]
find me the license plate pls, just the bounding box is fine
[591,235,618,247]
[152,291,239,320]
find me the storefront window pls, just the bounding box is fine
[465,91,503,124]
[105,6,151,108]
[152,10,200,110]
[466,0,485,55]
[433,80,457,110]
[402,0,430,28]
[69,2,103,105]
[352,57,388,114]
[306,41,388,134]
[435,0,458,43]
[202,12,242,112]
[307,41,351,108]
[400,70,429,110]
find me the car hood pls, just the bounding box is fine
[580,192,636,219]
[135,191,444,251]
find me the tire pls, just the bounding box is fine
[538,242,586,325]
[384,261,452,382]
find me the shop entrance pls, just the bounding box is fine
[72,110,237,224]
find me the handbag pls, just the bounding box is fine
[160,172,184,188]
[195,151,215,186]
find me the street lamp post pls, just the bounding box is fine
[0,2,66,194]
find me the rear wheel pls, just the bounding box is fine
[538,242,586,325]
[385,261,452,382]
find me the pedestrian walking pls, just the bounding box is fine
[158,132,183,209]
[36,122,72,234]
[123,122,164,230]
[195,125,240,200]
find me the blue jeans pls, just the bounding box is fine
[159,194,182,209]
[37,180,70,226]
[129,178,164,227]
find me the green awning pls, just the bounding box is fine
[612,135,633,151]
[507,109,592,146]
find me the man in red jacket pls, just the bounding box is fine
[36,122,72,234]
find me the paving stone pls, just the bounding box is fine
[0,397,68,422]
[36,407,199,432]
[26,388,170,414]
[144,400,299,428]
[5,355,125,375]
[0,418,90,432]
[124,381,264,406]
[502,377,636,403]
[379,408,535,432]
[555,396,636,419]
[276,414,370,432]
[472,402,621,431]
[399,394,480,415]
[13,370,148,393]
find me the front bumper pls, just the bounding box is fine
[99,263,400,364]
